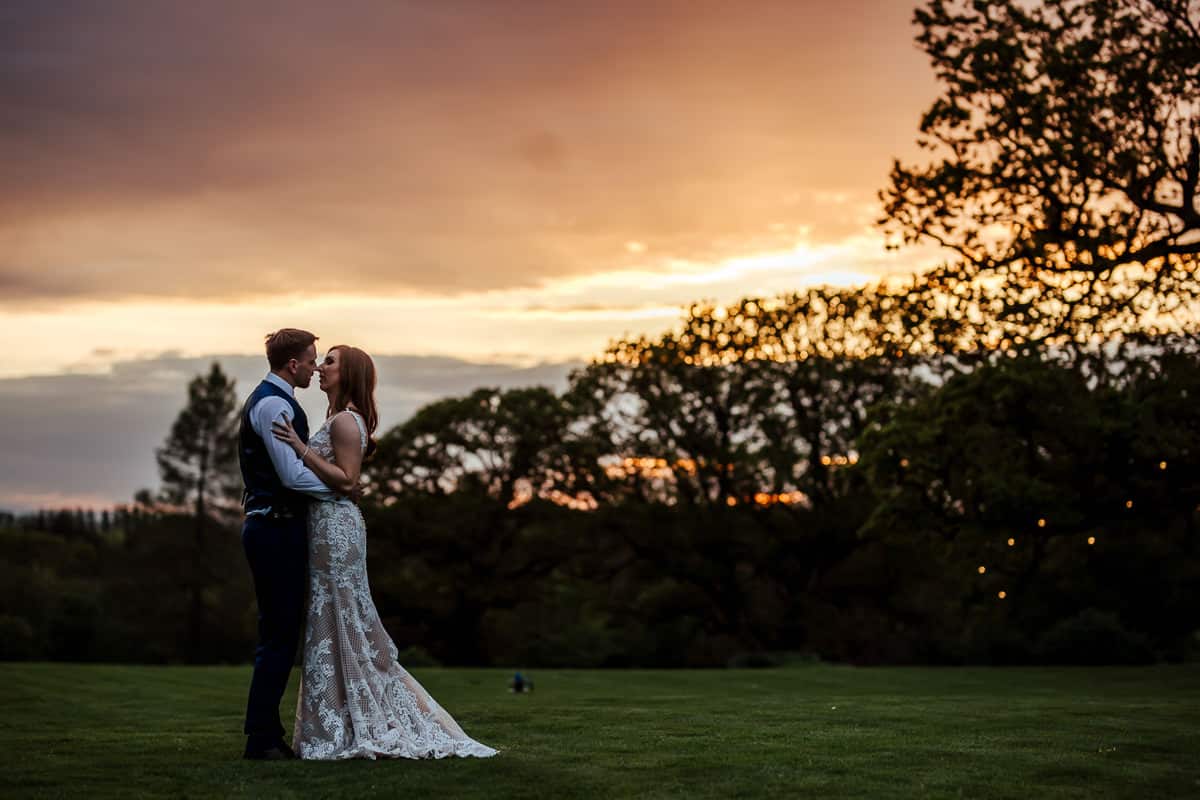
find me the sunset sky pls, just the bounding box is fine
[1,0,943,508]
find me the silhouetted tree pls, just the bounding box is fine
[365,386,580,663]
[50,509,73,534]
[155,362,240,658]
[156,363,241,519]
[581,287,937,510]
[369,385,584,507]
[882,0,1200,351]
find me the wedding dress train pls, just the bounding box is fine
[293,410,498,760]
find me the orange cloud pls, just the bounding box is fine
[0,0,935,306]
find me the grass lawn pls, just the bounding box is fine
[1,663,1197,799]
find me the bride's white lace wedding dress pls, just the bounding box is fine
[293,409,498,761]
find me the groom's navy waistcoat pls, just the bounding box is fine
[239,379,310,513]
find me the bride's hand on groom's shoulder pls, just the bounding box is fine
[272,417,305,455]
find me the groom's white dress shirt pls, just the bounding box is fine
[248,372,337,507]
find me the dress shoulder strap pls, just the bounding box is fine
[334,408,368,451]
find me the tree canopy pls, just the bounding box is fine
[881,0,1200,350]
[155,362,241,519]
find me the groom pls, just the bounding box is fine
[238,328,339,760]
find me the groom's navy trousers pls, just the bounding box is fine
[242,510,307,746]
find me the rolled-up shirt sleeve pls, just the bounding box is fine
[249,396,338,501]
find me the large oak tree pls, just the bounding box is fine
[882,0,1200,351]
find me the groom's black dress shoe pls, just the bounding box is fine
[244,740,297,760]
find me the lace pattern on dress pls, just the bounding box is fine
[293,410,498,760]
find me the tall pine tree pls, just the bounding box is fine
[156,362,241,659]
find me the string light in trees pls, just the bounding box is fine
[1087,536,1096,546]
[977,566,986,574]
[998,591,1007,600]
[1007,538,1015,546]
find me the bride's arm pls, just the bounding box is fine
[272,415,363,495]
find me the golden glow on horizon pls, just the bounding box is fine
[0,236,909,378]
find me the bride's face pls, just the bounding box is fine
[317,349,341,393]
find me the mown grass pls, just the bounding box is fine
[1,663,1197,798]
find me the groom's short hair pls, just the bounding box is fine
[265,328,318,369]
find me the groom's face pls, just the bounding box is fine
[291,344,318,389]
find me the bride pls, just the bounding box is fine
[272,344,497,761]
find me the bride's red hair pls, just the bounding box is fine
[326,345,379,458]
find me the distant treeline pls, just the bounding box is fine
[3,507,143,536]
[3,288,1198,667]
[1,507,254,665]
